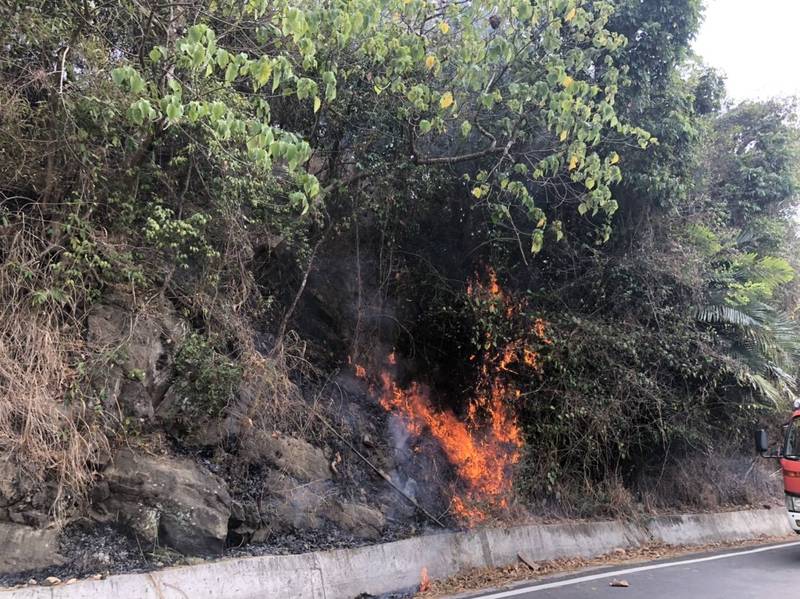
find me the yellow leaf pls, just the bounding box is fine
[565,7,576,22]
[569,155,578,171]
[471,187,483,198]
[425,55,436,70]
[439,21,450,34]
[560,130,568,141]
[610,152,620,165]
[537,218,546,228]
[313,96,321,113]
[440,91,454,109]
[562,75,574,88]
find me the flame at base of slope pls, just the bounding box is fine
[378,363,523,525]
[419,567,431,592]
[360,269,549,525]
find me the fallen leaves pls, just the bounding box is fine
[413,536,793,598]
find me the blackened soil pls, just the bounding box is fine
[0,519,424,588]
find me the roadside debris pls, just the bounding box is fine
[413,535,792,597]
[516,553,539,571]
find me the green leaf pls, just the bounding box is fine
[225,63,238,83]
[129,74,145,94]
[531,229,544,254]
[165,100,183,122]
[111,68,127,86]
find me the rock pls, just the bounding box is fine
[323,501,386,540]
[0,456,43,523]
[87,294,186,420]
[0,455,18,506]
[97,449,231,555]
[19,509,49,528]
[260,470,330,534]
[90,480,111,504]
[42,577,61,587]
[250,528,271,544]
[0,523,64,574]
[27,579,37,586]
[241,432,330,482]
[125,505,160,546]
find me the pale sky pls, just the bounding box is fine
[693,0,800,102]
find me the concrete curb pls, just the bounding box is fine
[1,508,790,599]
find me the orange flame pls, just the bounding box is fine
[419,567,431,592]
[360,270,549,525]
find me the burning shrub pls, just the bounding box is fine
[359,271,553,524]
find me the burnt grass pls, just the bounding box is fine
[0,519,420,588]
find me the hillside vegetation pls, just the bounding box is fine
[0,0,798,570]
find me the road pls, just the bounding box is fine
[461,540,800,599]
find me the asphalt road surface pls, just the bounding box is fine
[461,540,800,599]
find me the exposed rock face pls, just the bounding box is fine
[0,455,17,506]
[262,470,331,533]
[0,455,53,527]
[241,431,331,482]
[0,523,64,574]
[229,468,386,543]
[95,450,231,555]
[324,501,386,540]
[87,294,186,420]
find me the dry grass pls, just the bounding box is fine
[222,327,323,448]
[0,220,108,522]
[636,451,782,512]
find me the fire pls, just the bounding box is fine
[419,567,431,592]
[361,270,549,525]
[377,365,523,524]
[379,372,521,507]
[354,363,366,379]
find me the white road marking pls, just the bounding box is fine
[472,541,800,598]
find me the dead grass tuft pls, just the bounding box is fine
[0,219,108,522]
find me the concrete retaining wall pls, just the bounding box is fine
[1,509,790,599]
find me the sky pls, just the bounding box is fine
[693,0,800,102]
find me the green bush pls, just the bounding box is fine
[171,333,242,427]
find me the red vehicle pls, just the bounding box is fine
[756,411,800,534]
